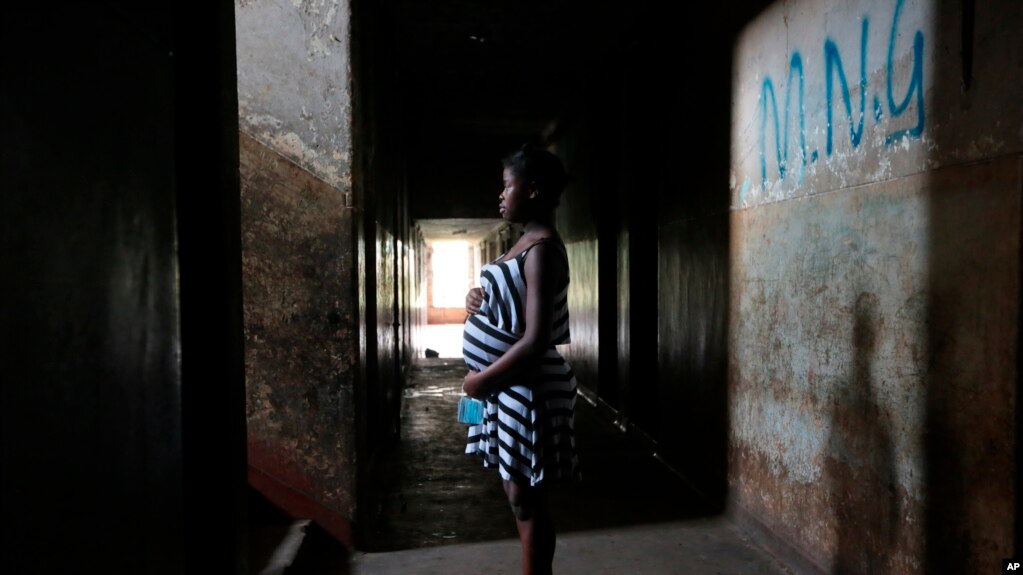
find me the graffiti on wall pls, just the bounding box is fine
[756,0,924,188]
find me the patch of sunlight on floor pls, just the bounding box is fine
[420,323,464,359]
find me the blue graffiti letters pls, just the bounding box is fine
[885,0,925,144]
[825,19,869,156]
[756,0,925,186]
[760,53,807,182]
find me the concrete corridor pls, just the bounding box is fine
[7,3,1018,573]
[351,358,789,575]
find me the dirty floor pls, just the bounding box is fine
[351,357,791,575]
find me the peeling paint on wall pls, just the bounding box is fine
[235,0,352,189]
[729,160,1018,572]
[729,1,1020,571]
[732,0,932,207]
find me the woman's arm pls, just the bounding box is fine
[463,242,562,398]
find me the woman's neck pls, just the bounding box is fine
[523,213,555,234]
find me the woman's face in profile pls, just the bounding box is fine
[499,167,532,222]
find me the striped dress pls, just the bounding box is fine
[463,238,580,486]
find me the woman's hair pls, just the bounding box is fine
[502,144,572,208]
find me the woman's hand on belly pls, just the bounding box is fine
[462,369,486,398]
[465,287,484,315]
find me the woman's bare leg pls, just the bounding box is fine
[504,479,555,575]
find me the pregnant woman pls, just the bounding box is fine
[462,144,579,575]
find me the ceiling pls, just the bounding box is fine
[391,0,636,228]
[388,1,776,238]
[394,0,596,137]
[416,218,509,242]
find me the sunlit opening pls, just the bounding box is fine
[424,240,473,357]
[431,240,470,308]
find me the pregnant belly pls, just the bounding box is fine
[462,314,519,372]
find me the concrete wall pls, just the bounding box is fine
[349,0,409,497]
[4,4,246,572]
[548,1,1018,570]
[366,178,404,447]
[236,0,353,190]
[555,139,602,401]
[239,132,358,541]
[411,227,428,360]
[729,0,1020,571]
[554,84,623,407]
[236,0,360,544]
[351,0,414,538]
[648,22,735,503]
[551,16,736,502]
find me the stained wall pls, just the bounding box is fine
[235,0,360,543]
[728,0,1020,571]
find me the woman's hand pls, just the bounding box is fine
[465,287,484,315]
[463,369,486,398]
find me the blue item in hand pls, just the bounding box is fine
[458,395,485,425]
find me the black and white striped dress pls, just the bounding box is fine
[463,238,580,486]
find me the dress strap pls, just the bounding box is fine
[518,236,568,267]
[491,237,547,264]
[517,237,551,259]
[522,237,549,251]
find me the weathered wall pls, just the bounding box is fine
[649,22,735,503]
[235,0,359,544]
[239,133,357,541]
[350,0,413,540]
[4,4,246,573]
[236,0,352,189]
[372,192,401,442]
[732,0,1020,208]
[555,140,602,400]
[555,81,624,404]
[411,227,428,360]
[729,0,1020,571]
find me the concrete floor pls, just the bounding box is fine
[352,357,792,575]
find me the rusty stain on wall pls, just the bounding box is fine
[729,158,1019,572]
[728,0,1020,571]
[239,132,358,527]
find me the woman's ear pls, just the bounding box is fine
[528,182,540,199]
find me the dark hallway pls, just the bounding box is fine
[3,0,1020,574]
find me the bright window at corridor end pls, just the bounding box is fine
[431,240,470,308]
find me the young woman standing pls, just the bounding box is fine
[462,144,580,575]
